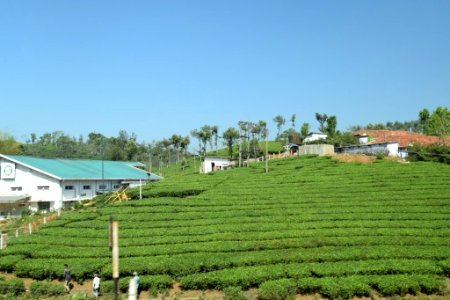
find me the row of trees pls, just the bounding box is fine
[350,106,450,141]
[2,107,447,169]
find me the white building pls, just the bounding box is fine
[303,132,328,143]
[203,157,231,173]
[0,154,161,213]
[335,142,399,157]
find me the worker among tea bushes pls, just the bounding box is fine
[63,264,71,293]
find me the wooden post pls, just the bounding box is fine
[28,223,32,234]
[0,234,3,249]
[57,209,61,217]
[111,220,119,300]
[16,229,19,238]
[44,216,47,225]
[265,132,269,174]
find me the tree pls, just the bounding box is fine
[238,121,251,166]
[0,130,22,154]
[325,115,337,137]
[290,114,296,129]
[419,108,430,134]
[424,106,450,141]
[273,115,286,140]
[191,125,213,157]
[170,134,182,163]
[315,113,328,132]
[300,123,310,140]
[190,129,202,156]
[222,127,240,159]
[211,126,219,153]
[180,136,190,161]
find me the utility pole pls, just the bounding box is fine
[193,150,196,173]
[109,218,119,300]
[265,128,269,173]
[238,129,242,168]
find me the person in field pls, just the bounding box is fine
[93,273,100,299]
[63,264,71,293]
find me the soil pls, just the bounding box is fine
[331,153,376,164]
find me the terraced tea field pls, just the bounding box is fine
[1,156,450,298]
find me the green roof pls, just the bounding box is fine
[2,155,161,181]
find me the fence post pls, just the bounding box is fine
[0,234,5,249]
[16,229,19,237]
[44,216,47,225]
[28,223,32,234]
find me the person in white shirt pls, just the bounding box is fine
[93,273,100,299]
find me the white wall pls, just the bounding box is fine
[0,160,62,210]
[386,143,399,157]
[203,157,230,173]
[357,136,369,144]
[336,142,399,157]
[304,133,327,143]
[0,157,131,211]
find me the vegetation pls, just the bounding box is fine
[29,281,65,297]
[420,106,450,140]
[0,277,25,296]
[1,156,449,298]
[408,143,450,164]
[350,106,450,138]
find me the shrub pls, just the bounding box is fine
[407,144,450,164]
[0,256,24,272]
[29,281,65,297]
[67,292,89,300]
[258,279,297,300]
[223,286,246,300]
[376,151,387,160]
[0,279,25,295]
[374,275,420,296]
[102,275,172,293]
[439,259,450,277]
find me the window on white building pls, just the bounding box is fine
[99,184,106,190]
[38,202,50,211]
[37,186,50,191]
[83,185,91,190]
[65,186,74,190]
[113,184,120,189]
[11,186,22,191]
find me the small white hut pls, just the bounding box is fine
[203,157,231,173]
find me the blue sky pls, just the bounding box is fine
[1,1,449,144]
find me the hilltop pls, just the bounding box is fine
[0,155,449,299]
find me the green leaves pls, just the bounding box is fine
[1,156,450,297]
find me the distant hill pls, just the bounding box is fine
[1,156,449,299]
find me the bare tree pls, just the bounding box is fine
[273,115,286,140]
[315,113,328,132]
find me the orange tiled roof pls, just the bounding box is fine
[352,130,447,148]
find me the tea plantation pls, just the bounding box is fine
[1,155,450,298]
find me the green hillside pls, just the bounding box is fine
[151,140,284,179]
[1,156,450,298]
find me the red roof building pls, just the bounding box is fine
[352,130,445,148]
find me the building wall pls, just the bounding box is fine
[335,142,399,157]
[0,157,135,211]
[357,136,369,144]
[298,144,335,156]
[203,158,230,173]
[0,160,63,210]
